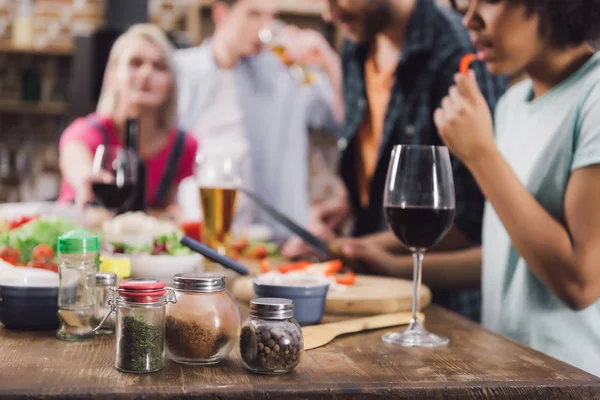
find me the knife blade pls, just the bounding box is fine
[238,187,333,258]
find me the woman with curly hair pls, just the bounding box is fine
[435,0,600,374]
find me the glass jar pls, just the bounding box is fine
[240,298,303,375]
[56,229,99,341]
[93,272,117,335]
[165,273,241,365]
[113,279,176,374]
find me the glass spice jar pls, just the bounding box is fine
[166,273,241,365]
[107,279,176,374]
[92,272,117,335]
[56,230,99,342]
[240,298,303,375]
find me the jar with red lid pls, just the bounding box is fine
[97,279,177,374]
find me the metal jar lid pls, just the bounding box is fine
[173,273,225,293]
[96,272,117,286]
[250,298,294,320]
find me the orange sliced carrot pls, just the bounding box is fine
[336,272,356,285]
[459,53,477,75]
[260,259,271,274]
[324,259,343,276]
[278,261,311,274]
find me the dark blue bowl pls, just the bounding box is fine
[0,269,59,330]
[253,279,329,326]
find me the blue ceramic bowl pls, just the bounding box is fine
[253,277,330,326]
[0,268,59,330]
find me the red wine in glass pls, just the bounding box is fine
[91,182,135,211]
[384,206,455,251]
[383,145,455,348]
[91,145,137,214]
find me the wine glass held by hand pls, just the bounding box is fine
[91,145,138,214]
[383,145,455,347]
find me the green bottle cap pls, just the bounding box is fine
[58,229,99,255]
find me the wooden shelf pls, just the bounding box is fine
[192,0,326,16]
[0,100,70,115]
[0,40,73,56]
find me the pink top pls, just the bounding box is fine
[58,113,198,206]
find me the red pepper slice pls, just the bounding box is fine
[260,259,271,274]
[336,272,356,285]
[459,53,477,75]
[278,261,311,274]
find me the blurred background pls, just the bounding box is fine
[0,0,598,206]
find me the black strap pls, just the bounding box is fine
[152,129,186,207]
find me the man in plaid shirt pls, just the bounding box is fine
[285,0,507,322]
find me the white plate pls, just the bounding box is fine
[129,253,204,284]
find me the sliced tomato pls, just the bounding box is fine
[324,260,343,276]
[0,246,20,265]
[459,53,477,75]
[336,272,356,286]
[181,221,203,243]
[9,215,39,231]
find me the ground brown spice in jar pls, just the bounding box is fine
[165,315,230,359]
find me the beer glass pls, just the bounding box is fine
[195,151,242,256]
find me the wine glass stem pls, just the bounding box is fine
[411,251,424,325]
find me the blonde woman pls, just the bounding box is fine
[58,24,198,210]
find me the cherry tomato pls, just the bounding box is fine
[0,246,20,265]
[32,244,54,261]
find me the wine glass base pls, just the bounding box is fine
[382,325,449,348]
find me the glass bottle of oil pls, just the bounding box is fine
[56,229,99,341]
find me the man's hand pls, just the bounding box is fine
[281,199,351,259]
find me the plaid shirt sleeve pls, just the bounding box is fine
[432,50,507,245]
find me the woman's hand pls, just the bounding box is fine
[433,71,497,167]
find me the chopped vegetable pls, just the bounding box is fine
[0,246,20,265]
[180,221,203,243]
[459,53,477,75]
[322,260,343,276]
[32,244,54,261]
[109,233,192,256]
[231,237,250,252]
[9,215,39,231]
[0,217,78,263]
[335,272,356,286]
[259,259,271,273]
[277,261,311,274]
[250,244,269,260]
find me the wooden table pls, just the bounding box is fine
[0,306,598,399]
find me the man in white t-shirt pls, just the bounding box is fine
[175,0,342,240]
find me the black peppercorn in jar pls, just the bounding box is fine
[240,298,303,375]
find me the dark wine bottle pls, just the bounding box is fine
[124,118,146,213]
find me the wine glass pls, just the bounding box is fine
[383,145,456,347]
[195,151,242,256]
[91,145,138,214]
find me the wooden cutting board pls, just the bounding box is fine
[231,274,431,316]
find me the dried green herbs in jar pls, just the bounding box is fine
[117,316,165,373]
[112,279,175,374]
